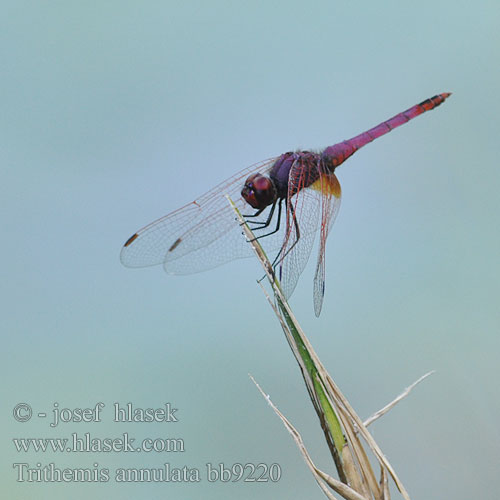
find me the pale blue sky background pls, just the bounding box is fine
[2,1,499,499]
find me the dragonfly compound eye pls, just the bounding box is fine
[241,173,276,209]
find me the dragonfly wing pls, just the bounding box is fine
[164,211,286,275]
[277,158,322,302]
[120,157,285,274]
[310,172,342,316]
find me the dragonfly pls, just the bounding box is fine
[121,93,451,316]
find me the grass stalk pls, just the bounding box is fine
[227,195,430,500]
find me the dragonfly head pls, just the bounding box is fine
[241,173,277,209]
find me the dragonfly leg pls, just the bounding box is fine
[242,207,265,218]
[256,201,301,284]
[242,199,277,229]
[240,208,266,226]
[248,199,283,240]
[273,202,301,279]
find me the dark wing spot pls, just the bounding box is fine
[124,233,139,247]
[168,238,182,252]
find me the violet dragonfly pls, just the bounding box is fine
[121,93,451,316]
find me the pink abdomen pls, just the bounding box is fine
[322,93,451,169]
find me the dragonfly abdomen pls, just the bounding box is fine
[321,93,451,171]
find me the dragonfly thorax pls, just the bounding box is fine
[241,173,277,209]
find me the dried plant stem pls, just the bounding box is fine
[250,375,367,500]
[227,195,430,500]
[363,371,435,428]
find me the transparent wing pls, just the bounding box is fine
[277,158,322,303]
[276,158,341,315]
[120,157,290,275]
[311,172,342,316]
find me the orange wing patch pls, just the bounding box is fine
[310,173,341,197]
